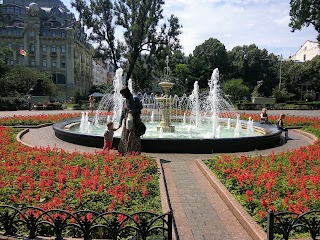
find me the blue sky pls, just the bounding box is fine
[62,0,318,59]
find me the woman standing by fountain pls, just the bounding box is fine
[118,87,143,154]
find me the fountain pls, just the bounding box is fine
[53,66,282,153]
[155,56,175,132]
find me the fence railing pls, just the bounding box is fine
[0,205,173,240]
[267,210,320,240]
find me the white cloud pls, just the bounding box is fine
[62,0,318,59]
[163,0,318,58]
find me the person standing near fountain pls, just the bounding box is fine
[89,95,96,113]
[103,121,119,151]
[118,87,143,154]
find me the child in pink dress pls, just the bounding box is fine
[103,122,119,150]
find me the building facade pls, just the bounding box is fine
[93,60,110,85]
[0,0,94,101]
[290,40,320,62]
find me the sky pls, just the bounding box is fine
[62,0,318,59]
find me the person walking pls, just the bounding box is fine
[117,87,143,154]
[27,95,32,111]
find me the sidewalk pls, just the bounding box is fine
[1,110,317,239]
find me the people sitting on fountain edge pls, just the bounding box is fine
[118,86,143,154]
[259,108,270,124]
[276,113,290,141]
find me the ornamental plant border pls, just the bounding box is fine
[0,113,176,240]
[199,127,320,240]
[0,205,173,240]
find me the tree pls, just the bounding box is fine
[189,38,229,89]
[0,46,12,75]
[0,66,57,97]
[223,78,249,103]
[289,0,320,41]
[71,0,123,70]
[72,0,182,84]
[228,45,279,97]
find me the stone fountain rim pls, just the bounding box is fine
[52,117,282,153]
[56,117,278,138]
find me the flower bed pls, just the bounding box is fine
[0,114,161,215]
[204,115,320,232]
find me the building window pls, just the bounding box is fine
[51,46,56,54]
[30,58,35,66]
[42,45,47,52]
[30,44,35,54]
[52,59,56,67]
[52,31,56,37]
[61,32,65,37]
[303,54,306,61]
[61,59,66,68]
[61,46,65,54]
[42,59,47,67]
[52,74,66,84]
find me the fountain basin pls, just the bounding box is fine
[53,118,282,153]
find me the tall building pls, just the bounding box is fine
[290,40,320,62]
[0,0,94,101]
[92,59,114,86]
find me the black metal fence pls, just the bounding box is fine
[0,205,173,240]
[267,210,320,240]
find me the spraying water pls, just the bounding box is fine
[78,67,259,139]
[189,81,200,127]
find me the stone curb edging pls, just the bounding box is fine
[196,159,267,240]
[292,129,319,142]
[12,123,54,129]
[16,128,35,148]
[157,158,178,240]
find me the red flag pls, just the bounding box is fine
[19,48,26,56]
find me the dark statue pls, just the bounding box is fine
[28,79,45,96]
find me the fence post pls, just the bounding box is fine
[168,211,173,240]
[267,210,274,240]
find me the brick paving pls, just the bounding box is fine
[1,109,318,240]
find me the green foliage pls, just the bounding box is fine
[0,46,12,75]
[223,78,249,102]
[73,89,82,105]
[189,38,229,89]
[72,0,182,84]
[289,0,320,41]
[0,97,27,111]
[0,65,57,98]
[272,88,291,103]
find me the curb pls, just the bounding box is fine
[16,128,35,148]
[157,158,178,240]
[196,159,267,240]
[293,129,319,142]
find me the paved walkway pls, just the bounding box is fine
[1,109,318,239]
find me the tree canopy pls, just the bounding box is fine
[289,0,320,41]
[0,66,57,97]
[71,0,182,84]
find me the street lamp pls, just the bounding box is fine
[279,54,283,90]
